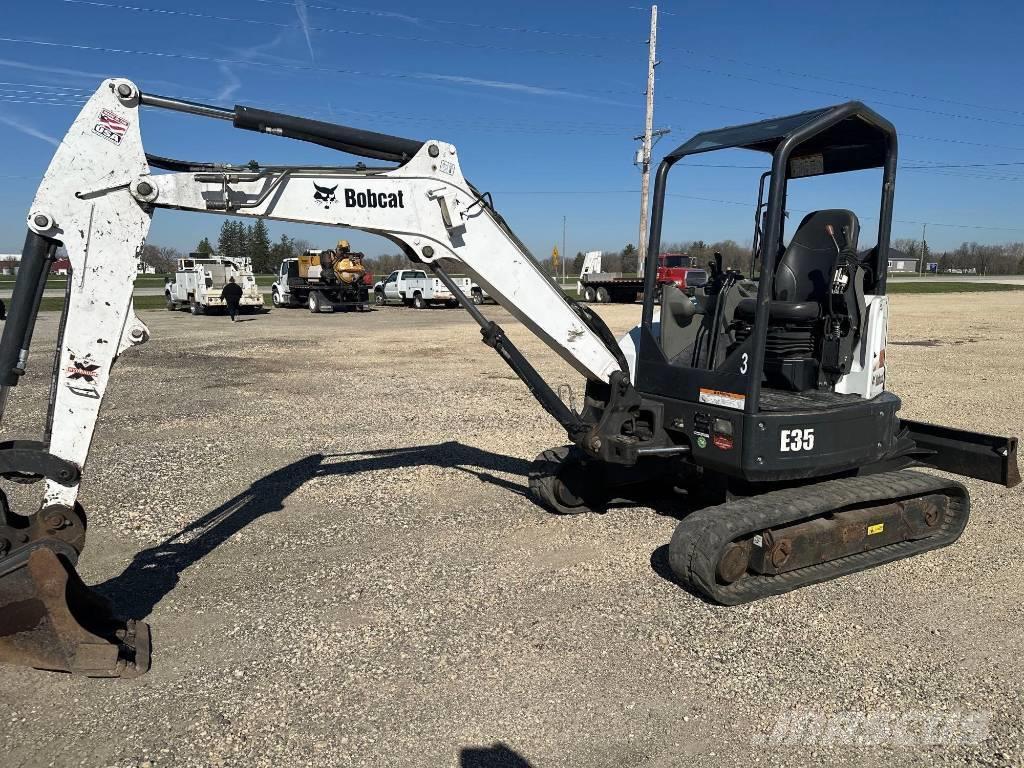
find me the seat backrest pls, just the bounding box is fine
[774,209,860,303]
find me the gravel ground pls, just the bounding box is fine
[0,293,1021,768]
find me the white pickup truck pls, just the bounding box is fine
[373,269,472,308]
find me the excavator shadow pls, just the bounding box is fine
[460,742,534,767]
[97,442,534,619]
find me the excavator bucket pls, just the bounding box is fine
[0,546,150,677]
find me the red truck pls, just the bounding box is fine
[577,250,707,303]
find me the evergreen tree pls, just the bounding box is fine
[217,220,234,260]
[573,251,585,273]
[621,243,638,274]
[195,236,214,255]
[249,219,273,273]
[233,221,249,261]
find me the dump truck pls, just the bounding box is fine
[165,254,264,314]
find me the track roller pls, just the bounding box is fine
[668,470,970,605]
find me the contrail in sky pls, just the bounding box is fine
[293,0,315,62]
[0,114,60,146]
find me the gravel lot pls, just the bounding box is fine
[1,293,1021,768]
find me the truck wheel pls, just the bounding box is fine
[189,299,203,316]
[583,286,596,302]
[374,291,386,306]
[471,290,484,305]
[271,290,282,308]
[308,292,322,313]
[596,287,610,303]
[413,294,426,309]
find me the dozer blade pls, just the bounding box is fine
[0,545,150,677]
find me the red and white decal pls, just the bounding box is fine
[93,109,129,145]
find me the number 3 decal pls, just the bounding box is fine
[780,428,815,452]
[740,353,748,374]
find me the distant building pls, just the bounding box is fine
[886,248,919,273]
[52,258,71,276]
[860,246,919,274]
[137,261,157,274]
[0,253,19,275]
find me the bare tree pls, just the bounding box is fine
[141,244,181,274]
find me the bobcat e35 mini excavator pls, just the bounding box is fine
[0,79,1018,678]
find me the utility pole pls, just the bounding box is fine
[920,223,927,276]
[636,4,659,276]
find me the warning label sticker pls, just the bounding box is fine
[698,388,746,411]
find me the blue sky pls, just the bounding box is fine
[0,0,1022,259]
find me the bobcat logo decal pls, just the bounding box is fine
[313,182,338,209]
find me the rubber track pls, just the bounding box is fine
[528,446,592,515]
[668,470,970,605]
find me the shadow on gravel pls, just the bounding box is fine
[460,742,534,768]
[328,442,533,498]
[97,442,533,618]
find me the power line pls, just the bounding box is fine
[0,35,631,104]
[904,132,1024,153]
[5,31,1024,155]
[1,81,1022,169]
[3,89,1024,173]
[0,81,90,92]
[658,48,1024,119]
[62,0,619,60]
[630,8,1023,119]
[249,0,623,41]
[666,61,1024,129]
[64,1,1024,131]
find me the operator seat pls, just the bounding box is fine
[735,209,860,322]
[733,209,861,391]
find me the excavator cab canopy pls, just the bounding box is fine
[664,102,894,177]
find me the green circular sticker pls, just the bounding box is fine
[696,435,708,449]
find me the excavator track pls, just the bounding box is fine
[668,470,970,605]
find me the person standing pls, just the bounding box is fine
[221,276,243,321]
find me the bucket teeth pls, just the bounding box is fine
[0,546,150,678]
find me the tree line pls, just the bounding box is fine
[138,229,1024,280]
[894,238,1024,275]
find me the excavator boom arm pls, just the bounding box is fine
[0,79,631,677]
[9,78,625,508]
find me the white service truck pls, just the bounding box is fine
[373,269,472,308]
[165,254,264,315]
